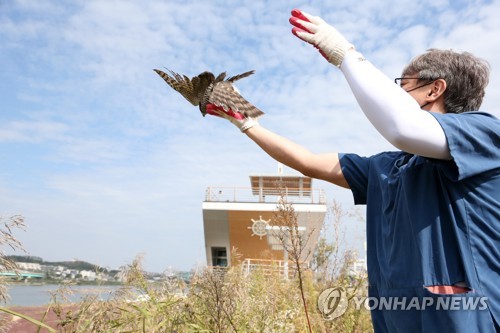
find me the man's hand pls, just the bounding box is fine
[289,9,354,67]
[206,104,259,132]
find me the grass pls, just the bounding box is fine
[35,259,371,332]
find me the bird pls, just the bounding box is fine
[153,68,264,118]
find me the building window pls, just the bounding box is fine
[212,247,227,267]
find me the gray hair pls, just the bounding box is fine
[401,49,490,114]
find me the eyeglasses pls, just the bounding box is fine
[394,77,422,86]
[394,77,437,93]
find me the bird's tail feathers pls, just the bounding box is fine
[227,70,255,82]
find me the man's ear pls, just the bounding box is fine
[426,79,447,101]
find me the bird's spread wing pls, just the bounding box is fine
[154,69,214,106]
[210,81,265,118]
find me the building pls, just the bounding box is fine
[15,262,42,271]
[202,169,327,275]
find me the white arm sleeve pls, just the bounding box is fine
[340,51,451,160]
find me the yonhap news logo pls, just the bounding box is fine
[317,286,488,320]
[317,287,349,320]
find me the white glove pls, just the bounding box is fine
[206,104,259,132]
[289,9,354,67]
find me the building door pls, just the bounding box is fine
[211,247,228,267]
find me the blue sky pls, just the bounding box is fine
[1,0,499,272]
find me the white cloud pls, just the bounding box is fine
[0,120,69,143]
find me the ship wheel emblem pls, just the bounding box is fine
[248,216,270,240]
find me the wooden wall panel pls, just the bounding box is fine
[227,210,284,265]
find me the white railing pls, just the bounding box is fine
[241,258,309,279]
[205,186,326,204]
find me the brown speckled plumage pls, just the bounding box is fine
[154,68,264,118]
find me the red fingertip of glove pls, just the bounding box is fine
[226,109,245,120]
[206,104,222,117]
[291,27,303,38]
[206,103,245,120]
[291,9,310,22]
[289,17,311,34]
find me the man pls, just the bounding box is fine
[207,9,499,332]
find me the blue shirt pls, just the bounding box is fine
[340,112,500,332]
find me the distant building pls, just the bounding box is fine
[202,168,327,276]
[80,270,97,281]
[16,262,42,271]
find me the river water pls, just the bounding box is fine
[3,284,121,307]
